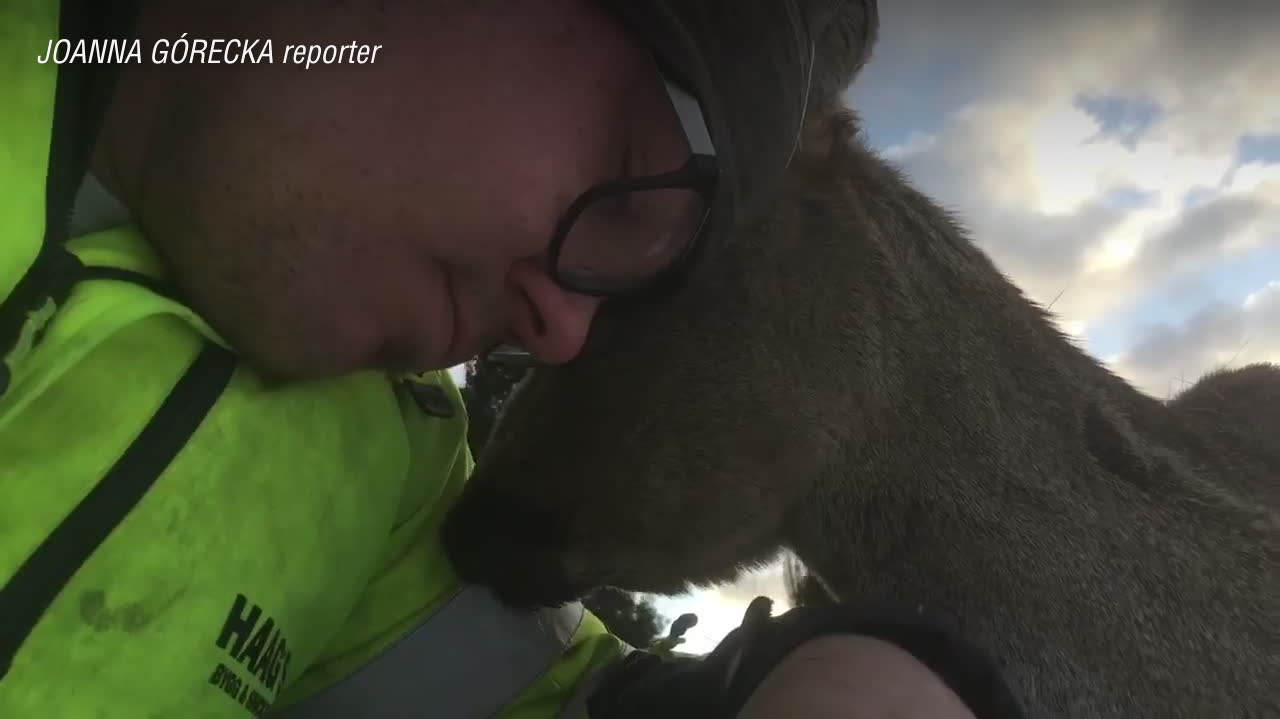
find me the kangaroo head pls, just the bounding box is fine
[442,110,879,608]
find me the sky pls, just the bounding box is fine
[648,0,1280,653]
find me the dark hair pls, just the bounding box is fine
[601,1,881,259]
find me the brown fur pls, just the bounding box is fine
[442,103,1279,717]
[782,553,835,608]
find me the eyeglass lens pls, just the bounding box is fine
[555,184,706,291]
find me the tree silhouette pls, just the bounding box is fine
[458,356,529,453]
[578,586,664,649]
[458,354,667,648]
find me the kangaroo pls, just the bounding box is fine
[441,96,1279,717]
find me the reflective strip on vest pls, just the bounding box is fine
[274,584,586,719]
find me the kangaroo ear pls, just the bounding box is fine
[811,0,880,103]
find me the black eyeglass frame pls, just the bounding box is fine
[546,72,720,299]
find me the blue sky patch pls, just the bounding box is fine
[847,79,953,152]
[847,51,995,152]
[1073,92,1164,150]
[1235,133,1280,166]
[1099,185,1160,211]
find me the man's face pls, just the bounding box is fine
[106,0,694,379]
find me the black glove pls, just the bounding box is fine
[587,596,1026,719]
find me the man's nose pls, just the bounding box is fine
[505,260,602,364]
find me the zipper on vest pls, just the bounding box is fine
[0,1,139,396]
[0,340,236,678]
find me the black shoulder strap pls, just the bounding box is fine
[0,0,139,393]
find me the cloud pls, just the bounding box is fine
[1110,281,1280,397]
[840,0,1280,339]
[1237,133,1280,166]
[1131,193,1275,282]
[853,0,1280,149]
[706,563,790,605]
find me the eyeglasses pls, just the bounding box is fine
[547,68,719,298]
